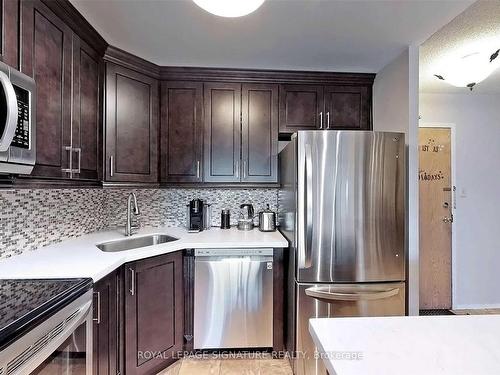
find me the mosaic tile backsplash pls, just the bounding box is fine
[0,188,278,260]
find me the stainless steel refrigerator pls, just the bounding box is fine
[278,131,406,375]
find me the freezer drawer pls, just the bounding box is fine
[295,282,405,375]
[194,249,274,349]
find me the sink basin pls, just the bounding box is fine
[96,234,179,252]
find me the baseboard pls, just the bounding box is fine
[452,303,500,310]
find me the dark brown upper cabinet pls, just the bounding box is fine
[93,270,121,375]
[279,84,324,133]
[324,85,370,130]
[279,83,371,133]
[241,83,278,183]
[124,251,183,375]
[21,0,73,179]
[203,82,241,183]
[105,62,159,183]
[161,81,203,183]
[1,0,20,69]
[72,36,102,181]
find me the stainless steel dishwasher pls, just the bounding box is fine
[194,248,274,349]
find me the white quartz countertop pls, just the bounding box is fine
[309,315,500,375]
[0,227,288,282]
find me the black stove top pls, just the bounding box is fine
[0,278,93,350]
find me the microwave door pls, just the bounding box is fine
[0,70,18,152]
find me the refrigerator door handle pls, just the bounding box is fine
[298,144,314,269]
[305,286,400,302]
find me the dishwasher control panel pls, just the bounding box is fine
[194,248,273,257]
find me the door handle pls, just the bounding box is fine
[129,268,135,296]
[319,112,323,129]
[73,147,81,174]
[326,112,330,129]
[93,291,101,324]
[243,160,247,179]
[299,144,313,269]
[110,155,114,177]
[305,286,399,302]
[235,160,240,179]
[196,160,200,179]
[62,146,74,176]
[0,71,18,151]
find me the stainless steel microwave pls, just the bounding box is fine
[0,61,36,174]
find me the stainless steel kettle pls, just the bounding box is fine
[258,204,276,232]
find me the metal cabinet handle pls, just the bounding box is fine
[110,155,114,177]
[62,146,73,175]
[196,160,200,179]
[235,160,240,179]
[0,71,18,152]
[305,286,399,302]
[326,112,330,129]
[243,160,247,179]
[129,268,135,295]
[93,291,101,324]
[73,147,81,174]
[319,112,323,129]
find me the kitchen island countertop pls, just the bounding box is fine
[309,315,500,375]
[0,227,288,282]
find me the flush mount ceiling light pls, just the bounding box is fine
[434,48,500,90]
[193,0,265,17]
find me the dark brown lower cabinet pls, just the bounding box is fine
[124,251,184,375]
[93,270,121,375]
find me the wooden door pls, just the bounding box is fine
[1,0,20,69]
[419,127,452,309]
[161,81,203,183]
[93,270,120,375]
[21,0,73,179]
[241,83,278,183]
[323,85,370,130]
[72,35,102,181]
[203,82,241,183]
[105,62,158,183]
[124,252,183,375]
[278,84,323,133]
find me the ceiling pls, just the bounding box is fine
[70,0,472,73]
[420,1,500,94]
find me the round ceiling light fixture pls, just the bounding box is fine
[193,0,265,17]
[434,48,500,90]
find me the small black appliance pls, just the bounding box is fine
[188,199,204,232]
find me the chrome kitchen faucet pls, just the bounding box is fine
[125,192,140,236]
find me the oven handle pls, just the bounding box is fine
[0,71,19,152]
[305,286,399,302]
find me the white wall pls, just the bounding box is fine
[373,47,420,316]
[420,92,500,309]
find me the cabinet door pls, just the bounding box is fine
[279,84,323,133]
[93,270,121,375]
[21,0,73,178]
[203,82,241,183]
[72,35,102,181]
[124,252,183,375]
[1,0,20,69]
[161,81,203,183]
[105,62,158,183]
[324,85,371,130]
[241,83,278,183]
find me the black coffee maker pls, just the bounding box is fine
[188,199,204,232]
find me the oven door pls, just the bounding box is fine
[0,291,93,375]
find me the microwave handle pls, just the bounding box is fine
[0,71,19,152]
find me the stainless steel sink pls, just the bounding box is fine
[96,234,178,252]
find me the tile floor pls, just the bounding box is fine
[157,357,293,375]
